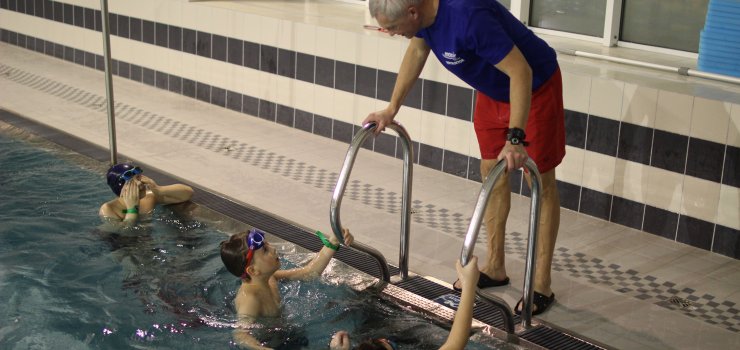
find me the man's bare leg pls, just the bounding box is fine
[479,158,511,281]
[453,158,510,290]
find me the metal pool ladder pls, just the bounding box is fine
[460,158,542,331]
[330,122,413,283]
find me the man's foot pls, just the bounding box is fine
[452,272,509,292]
[514,291,555,316]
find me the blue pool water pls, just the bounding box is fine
[0,128,509,349]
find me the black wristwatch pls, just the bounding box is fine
[506,127,529,146]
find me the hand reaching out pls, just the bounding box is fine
[362,108,396,136]
[329,228,354,247]
[330,330,351,350]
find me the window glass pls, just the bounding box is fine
[620,0,708,52]
[530,0,606,37]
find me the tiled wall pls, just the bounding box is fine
[0,0,738,259]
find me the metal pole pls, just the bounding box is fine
[459,158,542,329]
[100,0,117,165]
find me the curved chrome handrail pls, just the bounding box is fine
[330,122,414,282]
[460,158,542,330]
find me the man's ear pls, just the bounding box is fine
[408,5,419,20]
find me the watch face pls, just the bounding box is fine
[510,137,520,145]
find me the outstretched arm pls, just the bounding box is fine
[274,229,354,280]
[140,175,194,205]
[440,256,480,350]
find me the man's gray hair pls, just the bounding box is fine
[368,0,423,21]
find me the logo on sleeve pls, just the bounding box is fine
[443,51,465,65]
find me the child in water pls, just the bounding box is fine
[220,227,354,348]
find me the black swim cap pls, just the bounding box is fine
[106,163,137,196]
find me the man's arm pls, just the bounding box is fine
[363,37,430,134]
[493,45,533,171]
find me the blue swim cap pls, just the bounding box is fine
[106,163,141,196]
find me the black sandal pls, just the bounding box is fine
[514,291,555,316]
[452,273,509,292]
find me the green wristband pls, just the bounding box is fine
[122,206,138,214]
[315,230,339,251]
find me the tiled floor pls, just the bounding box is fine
[1,42,739,349]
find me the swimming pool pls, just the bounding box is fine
[0,123,512,349]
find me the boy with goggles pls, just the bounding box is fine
[219,227,354,348]
[99,163,194,226]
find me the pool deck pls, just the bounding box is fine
[1,42,739,349]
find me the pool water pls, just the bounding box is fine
[0,127,511,349]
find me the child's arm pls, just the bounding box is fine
[439,256,480,350]
[274,229,353,280]
[139,175,194,205]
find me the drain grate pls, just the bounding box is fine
[668,296,695,310]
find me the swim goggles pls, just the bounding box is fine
[120,166,143,181]
[241,228,266,278]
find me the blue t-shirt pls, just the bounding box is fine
[416,0,558,102]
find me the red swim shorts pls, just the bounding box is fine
[473,68,566,174]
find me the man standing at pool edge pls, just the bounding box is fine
[364,0,565,315]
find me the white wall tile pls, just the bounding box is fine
[241,13,262,43]
[209,6,233,38]
[588,77,623,121]
[581,150,616,194]
[448,72,468,89]
[376,38,402,72]
[419,111,446,149]
[621,83,657,128]
[274,75,292,106]
[315,26,336,59]
[394,106,422,141]
[557,146,585,186]
[562,71,590,114]
[468,127,481,159]
[689,97,732,144]
[645,167,684,213]
[729,103,740,148]
[277,19,294,50]
[655,90,693,135]
[313,85,334,119]
[717,184,740,230]
[293,80,315,113]
[681,176,720,223]
[421,55,447,82]
[357,33,379,68]
[150,0,179,27]
[613,159,650,203]
[181,2,206,31]
[332,89,355,123]
[352,95,377,126]
[259,16,280,47]
[294,22,316,56]
[334,30,358,63]
[444,118,470,155]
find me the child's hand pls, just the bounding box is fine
[330,330,351,350]
[456,256,480,287]
[329,228,354,247]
